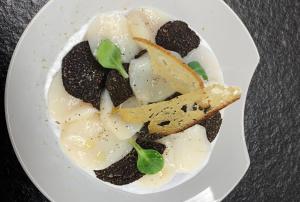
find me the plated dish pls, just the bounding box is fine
[47,7,240,191]
[5,0,259,201]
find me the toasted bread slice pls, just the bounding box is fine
[115,89,209,123]
[133,37,204,94]
[115,84,241,135]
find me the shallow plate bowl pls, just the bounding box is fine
[5,0,259,201]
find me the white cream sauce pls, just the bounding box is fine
[47,7,224,192]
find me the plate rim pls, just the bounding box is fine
[5,1,58,201]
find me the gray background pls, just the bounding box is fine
[0,0,299,201]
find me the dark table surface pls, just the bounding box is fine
[0,0,299,201]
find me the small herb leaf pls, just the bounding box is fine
[129,139,164,175]
[188,61,208,80]
[137,149,164,174]
[96,39,129,78]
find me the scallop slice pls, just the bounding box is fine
[127,11,152,42]
[60,113,132,170]
[137,125,211,187]
[47,72,97,124]
[159,125,211,172]
[85,12,140,63]
[129,53,175,103]
[100,90,143,140]
[136,162,176,188]
[127,8,171,42]
[137,135,177,188]
[184,43,224,84]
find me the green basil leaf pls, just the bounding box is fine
[188,61,208,81]
[96,39,128,78]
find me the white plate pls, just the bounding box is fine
[5,0,259,201]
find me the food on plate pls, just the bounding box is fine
[129,53,175,103]
[62,41,107,109]
[199,112,222,142]
[95,138,165,185]
[156,21,200,57]
[100,90,142,140]
[96,39,129,78]
[127,8,170,42]
[47,7,241,189]
[85,12,139,63]
[188,61,208,81]
[134,37,204,94]
[134,123,164,142]
[105,64,133,106]
[129,138,164,175]
[48,71,98,124]
[115,83,240,135]
[60,112,132,170]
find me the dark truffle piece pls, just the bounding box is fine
[199,112,222,142]
[164,92,182,101]
[94,140,166,185]
[134,49,147,59]
[62,41,107,109]
[105,63,133,106]
[149,92,182,105]
[156,21,200,57]
[136,123,164,142]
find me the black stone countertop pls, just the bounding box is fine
[0,0,299,201]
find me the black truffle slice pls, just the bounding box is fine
[134,49,147,59]
[62,41,107,109]
[164,92,182,101]
[136,123,164,142]
[148,92,182,105]
[105,63,133,106]
[199,112,222,142]
[94,140,166,185]
[156,21,200,57]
